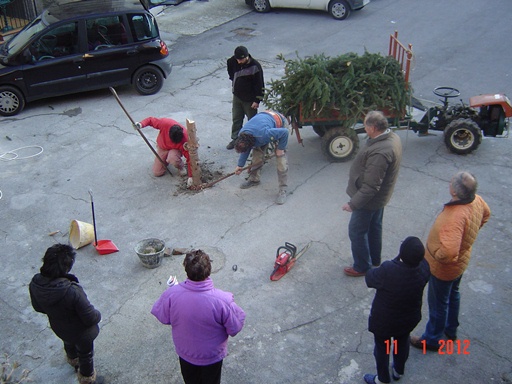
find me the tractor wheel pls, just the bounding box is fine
[312,125,327,137]
[321,126,359,162]
[444,118,482,155]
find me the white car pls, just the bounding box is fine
[245,0,369,20]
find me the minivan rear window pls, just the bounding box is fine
[129,14,159,41]
[86,16,128,51]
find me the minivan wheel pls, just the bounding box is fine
[133,66,164,95]
[0,86,26,116]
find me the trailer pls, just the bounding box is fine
[288,31,511,161]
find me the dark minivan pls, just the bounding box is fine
[0,0,172,116]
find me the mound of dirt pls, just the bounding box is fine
[175,160,225,194]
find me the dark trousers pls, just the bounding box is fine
[348,208,384,272]
[373,333,410,383]
[64,339,95,377]
[179,357,223,384]
[231,95,257,139]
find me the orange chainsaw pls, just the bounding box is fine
[270,242,311,281]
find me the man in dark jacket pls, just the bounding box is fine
[342,111,402,276]
[29,244,103,384]
[363,237,430,384]
[226,46,264,150]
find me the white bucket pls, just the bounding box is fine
[69,220,95,249]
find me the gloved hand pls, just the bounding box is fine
[187,177,193,188]
[133,122,142,130]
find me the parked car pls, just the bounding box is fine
[147,0,186,6]
[245,0,369,20]
[0,0,172,116]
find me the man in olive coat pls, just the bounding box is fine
[342,111,402,277]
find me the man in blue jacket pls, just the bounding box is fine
[234,110,289,204]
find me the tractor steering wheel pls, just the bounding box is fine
[433,86,460,99]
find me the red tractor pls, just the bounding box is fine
[411,86,512,154]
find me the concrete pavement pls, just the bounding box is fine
[150,0,251,38]
[1,0,512,383]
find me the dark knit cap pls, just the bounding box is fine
[399,236,425,267]
[234,46,249,59]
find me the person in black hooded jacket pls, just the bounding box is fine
[29,244,103,384]
[362,236,430,384]
[226,45,264,150]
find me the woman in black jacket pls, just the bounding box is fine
[363,237,430,384]
[29,244,103,384]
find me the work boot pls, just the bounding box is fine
[77,370,105,384]
[226,140,236,150]
[66,356,79,372]
[276,190,286,205]
[240,180,260,189]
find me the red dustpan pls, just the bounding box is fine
[88,190,119,255]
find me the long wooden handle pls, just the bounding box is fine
[202,153,276,189]
[109,87,173,177]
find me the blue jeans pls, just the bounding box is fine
[348,208,383,273]
[422,274,462,346]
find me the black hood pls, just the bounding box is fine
[29,274,73,307]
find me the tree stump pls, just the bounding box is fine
[186,119,202,187]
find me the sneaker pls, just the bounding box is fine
[364,374,388,384]
[276,190,286,205]
[226,140,236,150]
[410,335,438,351]
[240,180,260,189]
[391,365,402,381]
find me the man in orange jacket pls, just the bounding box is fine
[411,171,490,351]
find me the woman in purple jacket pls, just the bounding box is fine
[151,250,246,384]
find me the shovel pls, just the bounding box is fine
[88,190,119,255]
[190,153,277,190]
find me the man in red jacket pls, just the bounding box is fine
[134,117,192,186]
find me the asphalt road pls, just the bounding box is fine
[1,0,511,383]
